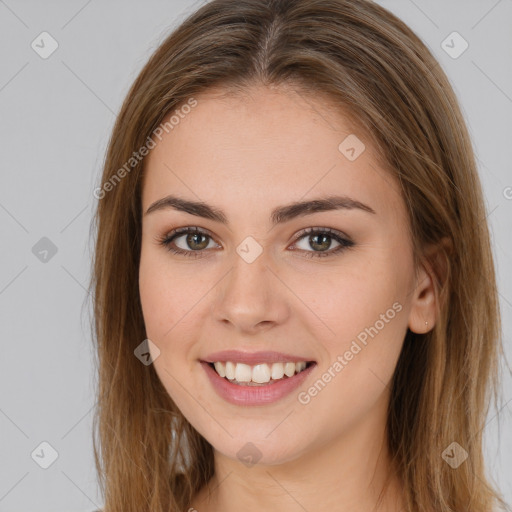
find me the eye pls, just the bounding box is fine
[290,227,354,258]
[155,226,219,258]
[155,226,354,259]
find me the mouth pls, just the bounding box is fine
[205,360,316,386]
[205,361,316,386]
[199,349,317,405]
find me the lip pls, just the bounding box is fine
[202,350,315,365]
[200,360,317,406]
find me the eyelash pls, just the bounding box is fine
[155,226,354,259]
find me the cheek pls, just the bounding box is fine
[297,257,409,342]
[139,246,189,338]
[308,250,411,389]
[300,283,407,432]
[138,262,168,338]
[139,255,200,413]
[138,249,203,381]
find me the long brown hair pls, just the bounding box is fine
[89,0,510,510]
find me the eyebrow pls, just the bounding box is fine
[144,194,376,225]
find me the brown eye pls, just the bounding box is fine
[308,233,337,251]
[157,227,219,258]
[181,232,210,251]
[290,228,354,258]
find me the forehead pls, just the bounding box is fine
[141,84,404,224]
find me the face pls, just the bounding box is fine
[139,83,431,466]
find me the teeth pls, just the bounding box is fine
[211,361,309,383]
[235,363,252,382]
[271,362,284,380]
[284,362,296,377]
[252,364,271,383]
[213,362,226,378]
[225,361,236,380]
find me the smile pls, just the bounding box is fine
[210,361,311,385]
[200,349,317,405]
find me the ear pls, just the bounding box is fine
[407,237,451,334]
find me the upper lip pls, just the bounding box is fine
[201,350,315,365]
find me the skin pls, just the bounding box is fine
[139,83,438,512]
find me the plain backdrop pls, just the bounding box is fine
[0,0,511,510]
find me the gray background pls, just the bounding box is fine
[0,0,510,511]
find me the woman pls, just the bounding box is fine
[89,0,509,510]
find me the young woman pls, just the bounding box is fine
[89,0,509,511]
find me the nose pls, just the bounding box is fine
[211,248,289,334]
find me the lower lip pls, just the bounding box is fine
[200,361,316,406]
